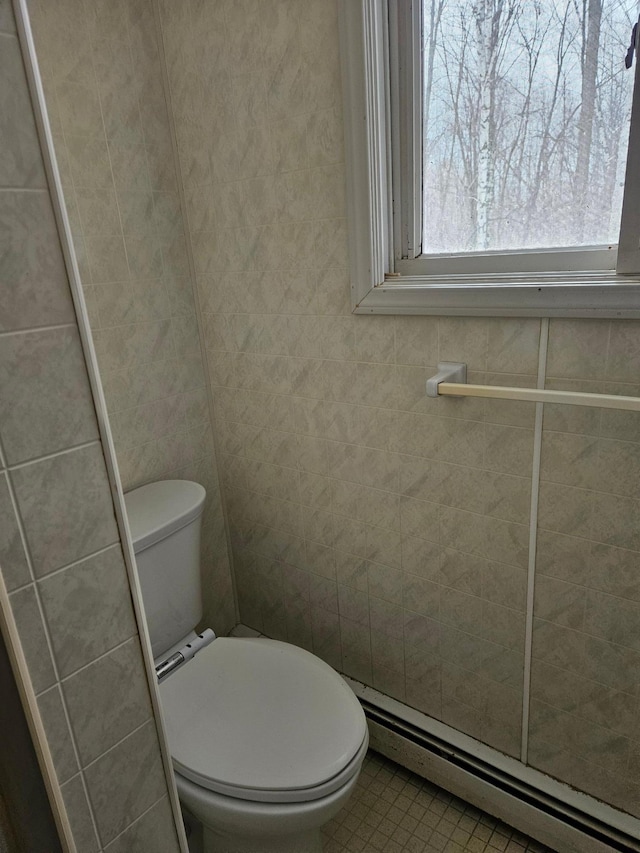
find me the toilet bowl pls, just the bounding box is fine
[124,480,368,853]
[176,764,361,853]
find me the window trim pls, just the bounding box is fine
[339,0,640,317]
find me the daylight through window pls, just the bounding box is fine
[421,0,639,256]
[339,0,640,314]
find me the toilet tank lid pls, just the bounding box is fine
[124,480,206,553]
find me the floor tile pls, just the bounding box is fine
[321,751,556,853]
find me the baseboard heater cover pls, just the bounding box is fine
[362,700,640,853]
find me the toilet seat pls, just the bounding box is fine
[159,637,368,804]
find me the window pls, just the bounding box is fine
[339,0,640,315]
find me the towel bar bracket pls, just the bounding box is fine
[425,362,468,398]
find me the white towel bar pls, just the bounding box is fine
[427,363,640,412]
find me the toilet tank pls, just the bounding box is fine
[124,480,206,659]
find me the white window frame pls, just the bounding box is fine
[339,0,640,317]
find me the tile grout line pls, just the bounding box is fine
[520,318,549,764]
[6,438,102,471]
[0,322,78,338]
[36,634,137,691]
[34,541,121,582]
[81,718,153,773]
[100,793,167,852]
[6,541,121,596]
[0,185,50,192]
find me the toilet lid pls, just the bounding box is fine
[159,638,367,803]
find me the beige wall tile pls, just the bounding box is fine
[484,424,534,476]
[0,34,46,187]
[481,560,526,611]
[537,481,593,539]
[530,661,585,714]
[533,576,586,630]
[12,444,119,577]
[531,618,585,675]
[606,321,640,382]
[60,775,100,853]
[540,431,600,489]
[37,686,79,784]
[83,720,167,847]
[63,638,152,765]
[310,605,341,669]
[31,0,235,641]
[9,584,56,693]
[0,191,75,332]
[535,529,590,585]
[407,668,442,719]
[584,589,640,651]
[0,472,30,591]
[0,328,99,464]
[393,316,437,367]
[599,404,640,442]
[38,546,136,677]
[0,0,15,33]
[584,633,640,693]
[367,564,403,606]
[486,319,541,375]
[588,542,640,601]
[481,600,525,651]
[547,319,611,379]
[103,796,179,853]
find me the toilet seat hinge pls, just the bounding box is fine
[155,628,216,682]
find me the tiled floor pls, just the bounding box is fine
[321,751,556,853]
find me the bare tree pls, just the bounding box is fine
[473,0,520,248]
[421,0,636,255]
[423,0,447,136]
[574,0,604,241]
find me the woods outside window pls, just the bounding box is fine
[340,0,640,316]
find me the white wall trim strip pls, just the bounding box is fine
[520,318,549,763]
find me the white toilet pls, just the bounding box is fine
[124,479,368,853]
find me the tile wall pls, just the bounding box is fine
[529,319,640,817]
[157,0,539,762]
[0,2,180,850]
[28,0,235,635]
[157,0,640,820]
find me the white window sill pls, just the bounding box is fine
[353,272,640,317]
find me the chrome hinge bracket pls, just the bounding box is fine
[155,628,216,682]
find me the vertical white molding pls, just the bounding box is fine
[339,0,393,306]
[520,317,549,764]
[12,2,189,850]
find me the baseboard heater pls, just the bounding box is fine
[361,699,640,853]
